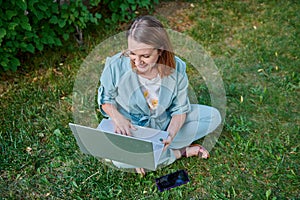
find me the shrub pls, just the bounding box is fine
[0,0,159,71]
[103,0,159,24]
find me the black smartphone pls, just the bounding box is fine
[155,169,190,192]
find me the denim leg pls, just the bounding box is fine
[169,104,222,149]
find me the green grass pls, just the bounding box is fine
[1,0,299,199]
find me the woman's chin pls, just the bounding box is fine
[136,66,150,74]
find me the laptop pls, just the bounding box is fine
[69,119,169,170]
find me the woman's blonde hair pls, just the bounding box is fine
[126,15,175,77]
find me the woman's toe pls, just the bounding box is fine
[199,146,209,159]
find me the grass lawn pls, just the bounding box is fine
[0,0,299,199]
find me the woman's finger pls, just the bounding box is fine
[162,136,173,150]
[126,129,132,136]
[115,128,121,134]
[116,127,125,135]
[163,143,170,151]
[130,124,137,131]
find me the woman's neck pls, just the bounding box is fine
[138,66,159,80]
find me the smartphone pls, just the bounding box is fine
[155,170,190,192]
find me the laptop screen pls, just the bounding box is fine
[69,123,162,170]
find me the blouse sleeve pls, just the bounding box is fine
[168,57,191,116]
[97,57,118,117]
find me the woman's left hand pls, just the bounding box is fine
[162,135,173,151]
[163,113,186,151]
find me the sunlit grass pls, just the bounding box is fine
[1,0,299,199]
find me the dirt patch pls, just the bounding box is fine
[154,1,196,32]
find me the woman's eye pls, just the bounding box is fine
[143,55,150,58]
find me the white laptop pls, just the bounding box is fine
[69,119,168,170]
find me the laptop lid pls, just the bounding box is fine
[69,122,166,170]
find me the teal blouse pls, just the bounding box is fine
[98,52,191,131]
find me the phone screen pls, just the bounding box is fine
[155,170,190,192]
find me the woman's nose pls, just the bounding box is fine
[134,56,143,65]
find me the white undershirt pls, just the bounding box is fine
[138,75,161,110]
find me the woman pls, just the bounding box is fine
[98,15,221,175]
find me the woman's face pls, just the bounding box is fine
[127,37,160,75]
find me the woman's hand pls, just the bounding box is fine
[162,135,173,151]
[163,113,187,150]
[101,103,136,136]
[112,115,136,136]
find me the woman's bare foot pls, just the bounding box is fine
[173,144,209,159]
[135,168,145,176]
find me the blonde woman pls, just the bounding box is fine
[98,16,221,175]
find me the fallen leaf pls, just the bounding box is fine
[26,147,32,154]
[53,68,63,76]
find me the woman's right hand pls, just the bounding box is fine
[112,115,136,136]
[101,103,136,136]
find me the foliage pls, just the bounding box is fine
[0,0,299,199]
[0,0,158,71]
[103,0,159,24]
